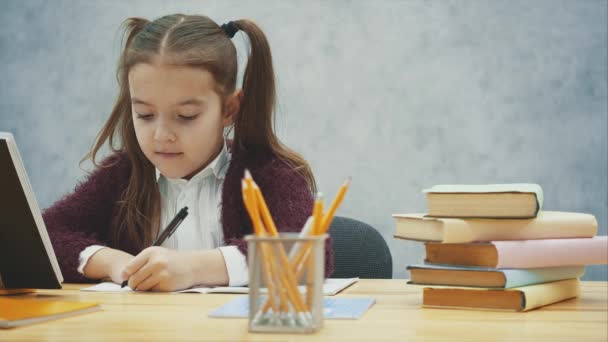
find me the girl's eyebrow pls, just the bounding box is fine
[130,97,205,106]
[175,98,205,106]
[131,97,151,105]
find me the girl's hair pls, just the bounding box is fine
[83,14,316,251]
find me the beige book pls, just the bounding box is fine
[392,211,597,243]
[423,184,543,218]
[422,278,580,311]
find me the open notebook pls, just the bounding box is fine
[0,132,63,291]
[81,277,359,296]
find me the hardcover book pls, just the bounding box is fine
[424,237,608,268]
[423,184,543,218]
[393,211,597,243]
[422,278,580,311]
[407,264,585,288]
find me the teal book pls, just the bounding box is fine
[209,296,375,319]
[407,264,585,289]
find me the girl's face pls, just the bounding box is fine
[129,63,237,180]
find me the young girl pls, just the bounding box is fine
[42,14,333,291]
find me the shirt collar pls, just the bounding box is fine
[155,140,231,184]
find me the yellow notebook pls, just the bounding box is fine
[0,298,100,328]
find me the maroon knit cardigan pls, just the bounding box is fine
[42,148,333,282]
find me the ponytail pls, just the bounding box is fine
[122,18,149,58]
[231,20,276,150]
[231,20,317,192]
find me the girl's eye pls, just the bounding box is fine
[179,114,199,121]
[136,113,154,120]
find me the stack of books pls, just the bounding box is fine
[393,184,607,311]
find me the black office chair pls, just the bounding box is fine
[328,216,393,279]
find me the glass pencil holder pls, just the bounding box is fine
[245,232,327,334]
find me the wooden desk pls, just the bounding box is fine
[2,280,607,341]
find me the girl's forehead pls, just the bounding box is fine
[128,62,218,103]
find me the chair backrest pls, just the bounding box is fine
[328,216,393,279]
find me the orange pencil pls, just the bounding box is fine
[318,177,351,234]
[242,178,265,236]
[245,170,308,314]
[291,178,351,280]
[242,180,279,313]
[311,193,324,235]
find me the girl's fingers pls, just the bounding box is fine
[121,249,152,280]
[150,283,164,292]
[134,273,160,291]
[127,259,161,289]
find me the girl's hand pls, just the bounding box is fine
[121,247,196,292]
[108,251,135,284]
[83,247,134,284]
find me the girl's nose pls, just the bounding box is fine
[153,122,177,142]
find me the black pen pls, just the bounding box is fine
[121,206,189,288]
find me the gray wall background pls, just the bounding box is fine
[1,0,606,280]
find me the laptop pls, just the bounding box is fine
[0,132,63,290]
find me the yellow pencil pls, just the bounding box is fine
[305,192,323,308]
[289,192,323,270]
[291,178,351,282]
[305,245,315,310]
[244,176,291,315]
[245,170,308,314]
[254,185,307,312]
[242,178,265,236]
[318,177,351,234]
[311,193,324,235]
[242,180,279,313]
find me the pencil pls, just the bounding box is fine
[244,171,308,316]
[290,178,351,281]
[318,177,351,234]
[242,180,279,313]
[311,193,324,235]
[245,171,308,314]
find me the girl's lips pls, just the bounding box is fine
[155,152,183,158]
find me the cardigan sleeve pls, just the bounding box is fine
[42,153,130,282]
[225,159,334,277]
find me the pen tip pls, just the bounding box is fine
[315,192,323,200]
[344,177,352,186]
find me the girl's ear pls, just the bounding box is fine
[223,90,243,127]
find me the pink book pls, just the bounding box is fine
[424,236,608,268]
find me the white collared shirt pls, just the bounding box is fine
[77,142,249,286]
